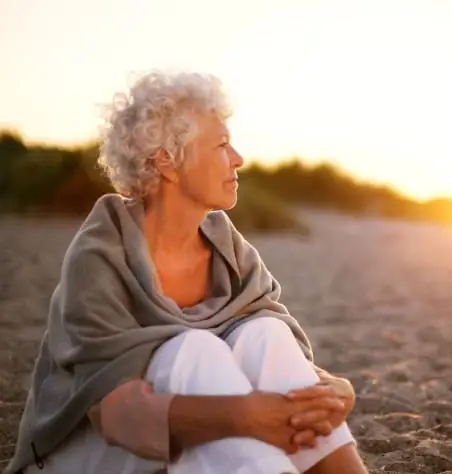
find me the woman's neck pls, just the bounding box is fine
[143,193,207,257]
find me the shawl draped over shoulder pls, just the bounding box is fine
[7,193,313,474]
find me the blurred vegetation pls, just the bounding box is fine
[1,131,452,232]
[228,181,310,235]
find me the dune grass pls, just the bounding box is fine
[227,180,310,235]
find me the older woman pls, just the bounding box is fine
[8,71,368,474]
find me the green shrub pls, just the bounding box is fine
[227,180,310,235]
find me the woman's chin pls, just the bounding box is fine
[209,194,238,211]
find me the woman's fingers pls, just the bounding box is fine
[290,409,330,428]
[296,396,345,413]
[312,420,333,436]
[286,385,336,400]
[292,429,317,448]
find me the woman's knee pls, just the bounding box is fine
[176,329,231,355]
[246,316,293,333]
[226,316,318,391]
[148,329,251,395]
[154,329,233,367]
[231,316,295,345]
[147,330,233,383]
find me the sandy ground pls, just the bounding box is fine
[1,209,452,473]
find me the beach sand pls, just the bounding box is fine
[1,209,452,473]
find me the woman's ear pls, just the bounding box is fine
[154,148,179,184]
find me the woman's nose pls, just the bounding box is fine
[230,147,244,169]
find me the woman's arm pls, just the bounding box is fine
[170,386,346,455]
[89,380,345,460]
[168,393,247,457]
[88,379,245,461]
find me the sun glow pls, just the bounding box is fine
[1,0,451,200]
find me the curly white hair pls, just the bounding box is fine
[97,70,232,198]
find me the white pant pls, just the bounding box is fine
[26,317,354,474]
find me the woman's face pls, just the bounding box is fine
[177,112,244,211]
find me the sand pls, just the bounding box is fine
[1,209,452,473]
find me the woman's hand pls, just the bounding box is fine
[318,376,356,419]
[286,376,356,445]
[241,386,345,454]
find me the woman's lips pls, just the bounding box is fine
[225,178,238,189]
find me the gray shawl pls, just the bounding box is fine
[7,193,313,474]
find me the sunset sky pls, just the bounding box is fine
[1,0,451,200]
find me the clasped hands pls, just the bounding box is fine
[288,376,355,447]
[245,375,355,455]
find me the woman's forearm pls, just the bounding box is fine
[168,394,249,457]
[88,379,250,461]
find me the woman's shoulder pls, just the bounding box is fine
[201,211,263,276]
[201,209,231,230]
[200,210,242,248]
[86,193,136,220]
[62,194,135,267]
